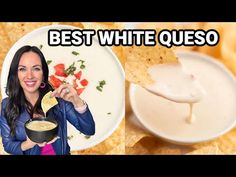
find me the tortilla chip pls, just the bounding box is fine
[212,127,236,154]
[141,137,184,154]
[125,114,152,147]
[106,141,125,155]
[220,24,236,75]
[41,91,58,114]
[190,127,236,154]
[0,23,11,68]
[56,22,85,29]
[81,22,124,30]
[0,23,12,101]
[125,44,178,64]
[126,136,194,155]
[124,44,178,85]
[125,114,195,154]
[185,118,236,155]
[125,81,132,116]
[137,22,204,30]
[126,141,150,154]
[72,118,125,154]
[136,22,175,30]
[125,61,153,85]
[2,22,52,44]
[187,142,224,155]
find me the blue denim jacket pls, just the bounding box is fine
[0,97,95,155]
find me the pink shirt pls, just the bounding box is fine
[40,144,56,155]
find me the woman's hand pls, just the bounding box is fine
[37,136,60,147]
[21,137,37,151]
[50,84,85,108]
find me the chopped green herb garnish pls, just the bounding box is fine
[67,135,74,140]
[65,62,76,75]
[78,59,85,63]
[62,80,69,84]
[80,64,85,69]
[77,60,86,70]
[96,80,106,92]
[84,135,91,139]
[99,80,106,86]
[96,86,102,92]
[72,51,80,56]
[39,44,43,50]
[46,60,52,65]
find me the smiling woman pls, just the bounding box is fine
[0,45,95,155]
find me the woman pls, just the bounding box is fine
[0,45,95,155]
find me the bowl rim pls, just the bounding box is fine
[129,50,236,145]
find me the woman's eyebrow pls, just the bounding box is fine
[18,65,26,67]
[32,65,42,67]
[18,65,42,68]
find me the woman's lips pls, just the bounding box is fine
[24,81,37,87]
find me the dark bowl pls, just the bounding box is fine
[25,117,58,143]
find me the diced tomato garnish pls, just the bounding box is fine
[55,71,67,77]
[73,79,78,89]
[80,79,88,87]
[54,64,65,70]
[76,88,85,96]
[49,75,63,88]
[74,71,82,80]
[54,64,67,77]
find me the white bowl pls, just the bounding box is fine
[129,51,236,145]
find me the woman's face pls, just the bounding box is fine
[18,51,43,95]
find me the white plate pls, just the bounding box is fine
[129,51,236,145]
[0,25,125,151]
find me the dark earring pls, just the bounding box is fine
[40,82,46,88]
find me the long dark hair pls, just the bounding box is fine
[4,45,53,136]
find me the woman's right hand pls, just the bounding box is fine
[21,137,37,151]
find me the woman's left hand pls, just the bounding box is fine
[50,84,85,108]
[38,136,60,147]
